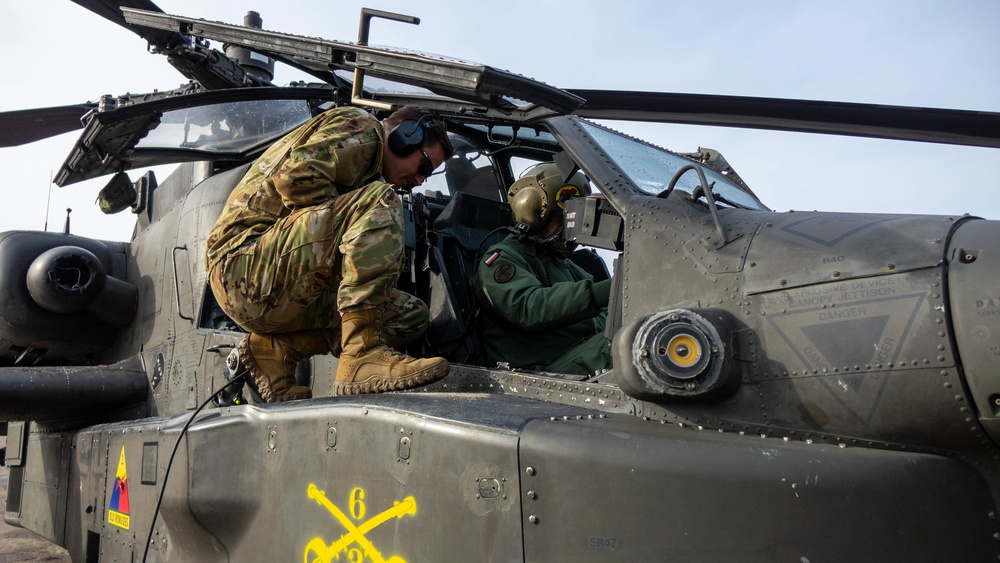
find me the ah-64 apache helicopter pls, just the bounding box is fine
[2,1,1000,561]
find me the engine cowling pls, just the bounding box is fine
[26,245,136,328]
[0,231,136,365]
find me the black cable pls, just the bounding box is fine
[475,225,519,258]
[140,369,248,562]
[534,225,564,247]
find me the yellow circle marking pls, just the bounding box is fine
[667,334,701,367]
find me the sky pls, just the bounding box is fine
[2,0,998,242]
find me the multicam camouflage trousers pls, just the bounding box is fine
[209,182,427,345]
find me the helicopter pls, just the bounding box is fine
[2,0,1000,561]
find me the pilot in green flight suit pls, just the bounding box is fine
[472,163,613,376]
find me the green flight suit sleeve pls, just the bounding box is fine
[475,250,605,332]
[590,278,612,308]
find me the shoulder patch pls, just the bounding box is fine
[494,263,516,283]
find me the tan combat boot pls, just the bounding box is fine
[335,309,450,395]
[237,330,334,402]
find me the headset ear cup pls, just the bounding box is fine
[509,184,546,232]
[388,119,421,155]
[388,117,434,156]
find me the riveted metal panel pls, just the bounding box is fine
[519,414,997,562]
[181,396,527,562]
[15,431,69,545]
[77,393,601,562]
[743,212,955,294]
[947,219,1000,442]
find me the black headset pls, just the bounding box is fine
[387,114,439,156]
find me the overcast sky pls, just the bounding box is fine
[3,0,998,241]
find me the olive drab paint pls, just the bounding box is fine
[2,5,999,562]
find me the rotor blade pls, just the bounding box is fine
[569,90,1000,149]
[69,0,185,46]
[0,104,95,147]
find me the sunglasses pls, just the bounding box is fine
[417,148,436,177]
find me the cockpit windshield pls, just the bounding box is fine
[137,99,313,153]
[578,120,769,211]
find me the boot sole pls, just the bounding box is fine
[334,361,450,395]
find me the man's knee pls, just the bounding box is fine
[545,334,613,376]
[383,292,429,347]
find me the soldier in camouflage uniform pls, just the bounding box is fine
[473,163,613,376]
[206,105,454,401]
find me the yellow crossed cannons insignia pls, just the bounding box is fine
[304,484,417,563]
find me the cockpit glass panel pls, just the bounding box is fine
[413,132,502,201]
[338,70,437,97]
[578,120,768,210]
[137,99,312,152]
[464,124,558,145]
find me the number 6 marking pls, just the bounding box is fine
[350,487,366,520]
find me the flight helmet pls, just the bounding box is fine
[508,162,591,233]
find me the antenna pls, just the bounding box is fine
[44,170,53,232]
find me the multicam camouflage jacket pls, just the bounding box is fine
[205,106,385,272]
